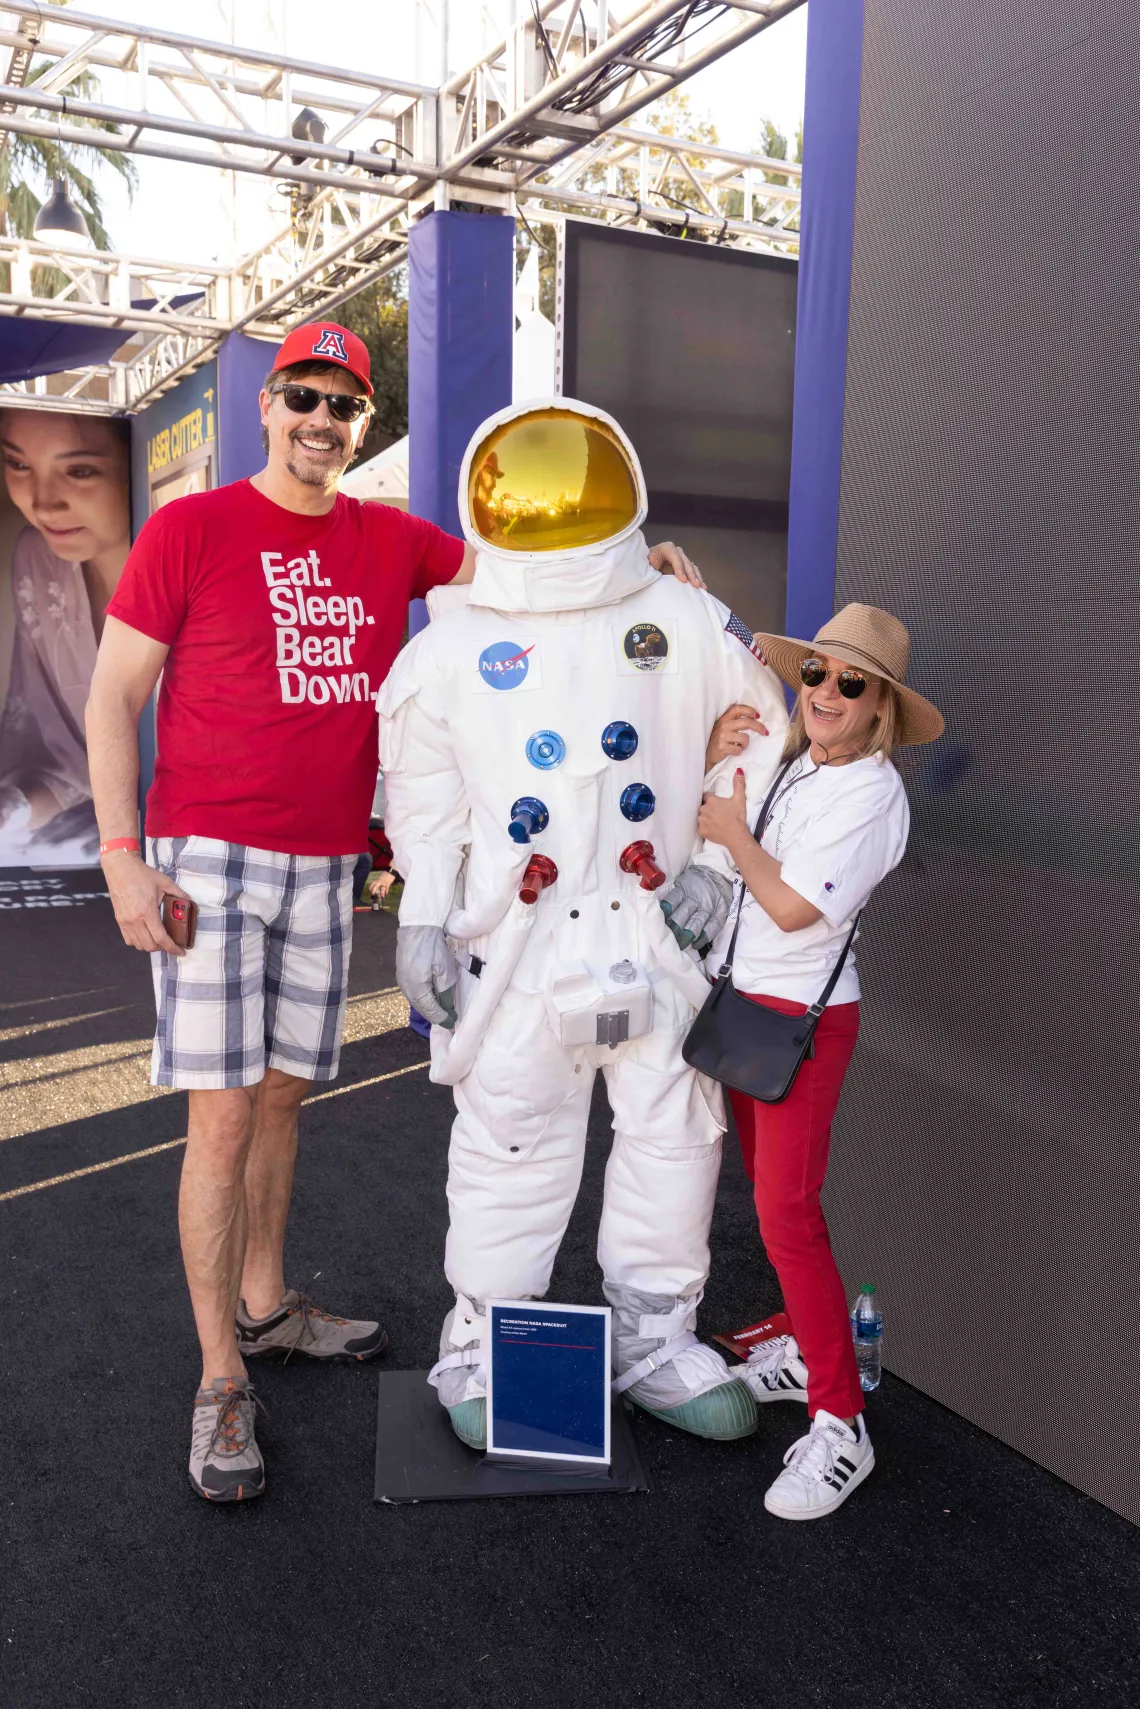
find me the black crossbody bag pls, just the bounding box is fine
[681,759,860,1104]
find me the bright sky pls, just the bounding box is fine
[86,1,807,264]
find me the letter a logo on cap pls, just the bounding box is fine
[273,321,372,394]
[312,327,348,362]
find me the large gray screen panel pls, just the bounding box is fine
[830,0,1140,1522]
[562,223,797,635]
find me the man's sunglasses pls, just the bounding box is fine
[271,382,370,423]
[800,657,868,699]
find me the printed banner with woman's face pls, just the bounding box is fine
[0,407,131,866]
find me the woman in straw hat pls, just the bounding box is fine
[698,602,943,1521]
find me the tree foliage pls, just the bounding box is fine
[337,269,409,452]
[573,91,723,237]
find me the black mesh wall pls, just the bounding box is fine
[561,223,797,634]
[828,0,1140,1522]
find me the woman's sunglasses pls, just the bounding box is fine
[800,657,867,700]
[271,382,370,423]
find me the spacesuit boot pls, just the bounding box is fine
[606,1284,756,1439]
[381,400,789,1452]
[428,1295,488,1450]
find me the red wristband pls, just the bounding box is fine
[99,837,141,857]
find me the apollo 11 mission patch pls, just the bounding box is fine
[622,623,669,672]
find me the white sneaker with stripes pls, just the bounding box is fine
[764,1410,875,1521]
[736,1334,810,1405]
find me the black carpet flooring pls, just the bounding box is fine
[2,875,1138,1709]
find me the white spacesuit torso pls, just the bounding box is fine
[381,534,787,1075]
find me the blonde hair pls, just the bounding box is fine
[782,677,902,764]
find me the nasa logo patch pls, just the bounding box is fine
[623,623,669,673]
[478,640,534,691]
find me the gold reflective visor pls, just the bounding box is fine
[468,408,640,553]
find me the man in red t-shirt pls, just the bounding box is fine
[85,319,702,1501]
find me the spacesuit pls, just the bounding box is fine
[379,400,788,1449]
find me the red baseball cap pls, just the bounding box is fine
[271,321,373,396]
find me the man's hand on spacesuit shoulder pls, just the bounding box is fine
[659,865,734,950]
[647,540,706,589]
[396,924,460,1028]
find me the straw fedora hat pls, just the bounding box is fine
[755,603,945,746]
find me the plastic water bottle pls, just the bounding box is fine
[850,1284,883,1392]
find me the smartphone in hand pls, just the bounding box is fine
[161,894,198,950]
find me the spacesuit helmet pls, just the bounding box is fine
[459,399,647,563]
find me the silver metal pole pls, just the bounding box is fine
[0,0,433,97]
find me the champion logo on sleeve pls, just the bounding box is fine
[824,882,835,892]
[725,611,767,664]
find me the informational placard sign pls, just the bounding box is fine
[486,1301,611,1465]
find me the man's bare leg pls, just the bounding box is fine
[179,1086,258,1386]
[238,1068,309,1320]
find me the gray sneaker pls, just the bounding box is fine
[189,1379,266,1503]
[235,1289,389,1362]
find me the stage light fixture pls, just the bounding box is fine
[290,107,326,165]
[33,177,93,248]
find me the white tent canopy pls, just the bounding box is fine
[340,436,409,507]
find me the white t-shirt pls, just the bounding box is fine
[709,750,910,1006]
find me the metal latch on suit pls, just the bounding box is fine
[596,1010,629,1048]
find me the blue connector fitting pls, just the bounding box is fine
[620,782,655,823]
[601,720,638,761]
[526,730,566,770]
[508,796,550,844]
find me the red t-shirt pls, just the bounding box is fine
[107,480,463,855]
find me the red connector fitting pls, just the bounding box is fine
[619,840,666,892]
[519,854,559,904]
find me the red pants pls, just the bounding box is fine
[728,995,864,1421]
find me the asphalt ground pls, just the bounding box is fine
[3,869,1139,1709]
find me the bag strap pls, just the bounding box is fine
[715,758,796,978]
[803,910,861,1022]
[714,755,863,1023]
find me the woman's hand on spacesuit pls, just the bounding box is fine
[697,769,751,854]
[647,540,705,589]
[705,704,769,769]
[396,924,460,1028]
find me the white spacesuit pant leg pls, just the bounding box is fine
[444,987,594,1302]
[597,982,727,1298]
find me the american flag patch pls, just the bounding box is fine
[725,611,767,664]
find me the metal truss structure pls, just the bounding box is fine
[0,0,804,415]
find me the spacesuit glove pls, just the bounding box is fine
[396,924,460,1028]
[659,865,734,950]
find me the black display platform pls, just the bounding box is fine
[374,1370,650,1504]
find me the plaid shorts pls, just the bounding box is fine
[147,837,355,1090]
